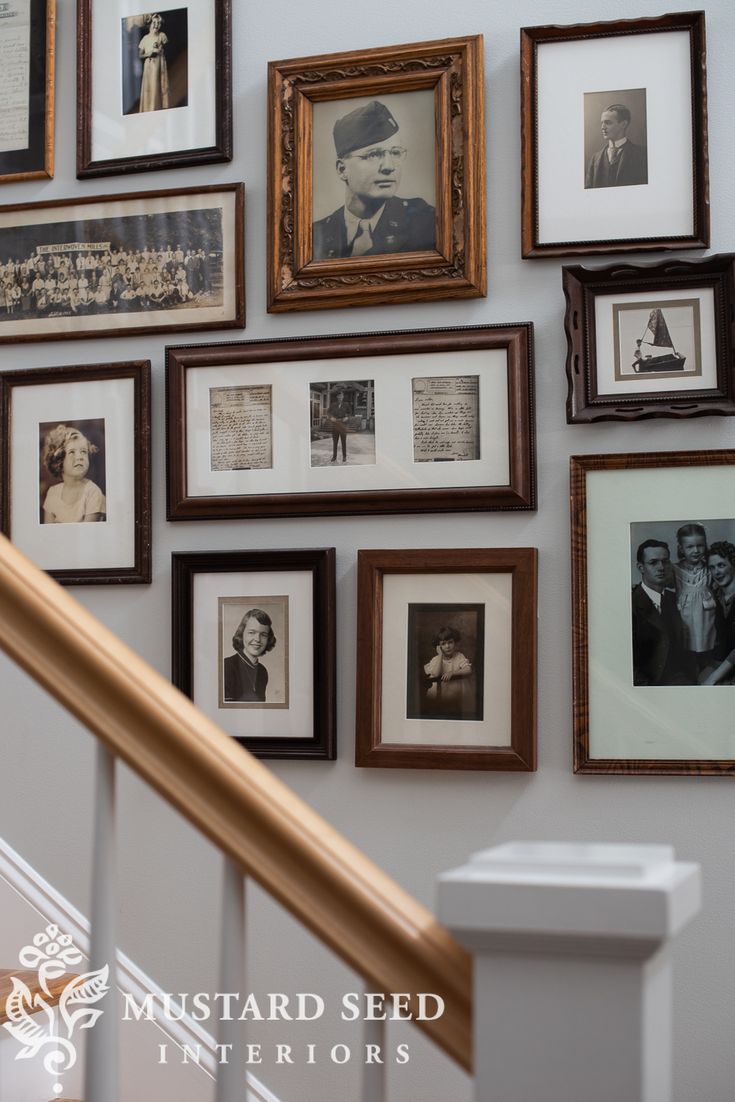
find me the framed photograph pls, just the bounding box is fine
[571,450,735,775]
[171,549,336,760]
[0,183,244,345]
[0,0,55,183]
[267,35,485,312]
[521,12,709,257]
[166,324,535,521]
[355,548,537,771]
[77,0,232,177]
[0,360,151,585]
[564,255,735,422]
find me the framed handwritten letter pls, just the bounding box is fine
[166,324,536,521]
[0,0,55,183]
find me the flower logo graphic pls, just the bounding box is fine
[2,923,109,1095]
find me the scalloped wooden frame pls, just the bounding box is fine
[267,35,486,312]
[564,254,735,422]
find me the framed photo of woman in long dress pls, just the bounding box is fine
[77,0,232,177]
[0,359,151,585]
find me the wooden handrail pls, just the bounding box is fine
[0,535,472,1071]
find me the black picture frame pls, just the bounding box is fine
[172,548,336,760]
[77,0,232,177]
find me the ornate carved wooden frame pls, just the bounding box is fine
[267,36,486,312]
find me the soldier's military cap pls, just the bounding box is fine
[333,100,399,158]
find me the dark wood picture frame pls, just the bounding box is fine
[166,324,535,521]
[267,35,486,312]
[572,450,735,776]
[0,183,244,345]
[564,255,735,422]
[172,548,336,760]
[0,0,55,183]
[0,359,151,585]
[355,548,537,771]
[521,12,709,258]
[77,0,232,177]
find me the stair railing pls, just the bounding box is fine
[0,532,471,1102]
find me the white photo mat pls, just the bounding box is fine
[594,287,717,395]
[90,0,216,162]
[185,348,510,498]
[536,30,693,245]
[10,376,136,572]
[192,570,315,740]
[587,464,735,761]
[380,572,513,748]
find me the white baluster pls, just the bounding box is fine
[215,859,245,1102]
[361,991,386,1102]
[83,743,118,1102]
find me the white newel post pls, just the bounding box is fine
[438,842,701,1102]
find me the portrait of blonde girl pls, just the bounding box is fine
[40,421,107,524]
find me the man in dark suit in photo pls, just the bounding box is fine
[312,99,436,260]
[631,539,693,686]
[585,103,648,189]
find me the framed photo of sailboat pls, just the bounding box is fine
[563,255,735,422]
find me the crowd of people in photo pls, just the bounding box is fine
[0,242,218,320]
[632,524,735,687]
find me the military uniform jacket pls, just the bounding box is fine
[312,197,436,260]
[585,140,648,189]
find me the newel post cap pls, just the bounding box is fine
[438,842,701,951]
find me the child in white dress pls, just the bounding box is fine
[42,425,106,524]
[424,626,472,713]
[673,523,717,670]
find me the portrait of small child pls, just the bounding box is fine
[39,420,107,524]
[673,522,717,669]
[406,603,484,722]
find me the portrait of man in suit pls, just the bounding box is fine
[584,91,648,190]
[312,96,436,261]
[631,539,692,687]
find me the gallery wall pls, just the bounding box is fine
[1,1,734,1100]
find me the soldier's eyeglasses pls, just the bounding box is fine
[348,147,407,163]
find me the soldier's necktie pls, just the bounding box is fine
[351,221,373,256]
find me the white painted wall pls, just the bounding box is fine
[0,1,734,1101]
